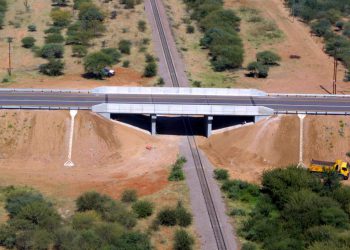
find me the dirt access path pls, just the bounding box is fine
[226,0,347,93]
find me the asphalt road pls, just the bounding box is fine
[1,91,350,112]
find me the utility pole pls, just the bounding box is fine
[7,37,13,76]
[333,47,339,95]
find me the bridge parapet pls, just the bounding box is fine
[92,87,267,96]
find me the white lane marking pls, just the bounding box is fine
[64,110,78,168]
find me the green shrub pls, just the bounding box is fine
[156,77,165,86]
[39,59,64,76]
[306,225,337,243]
[76,191,114,212]
[27,24,37,32]
[132,200,154,218]
[45,33,65,44]
[121,189,137,203]
[145,53,155,63]
[44,26,62,34]
[144,62,157,77]
[72,211,101,230]
[138,20,146,32]
[168,157,186,181]
[247,61,269,78]
[0,224,16,248]
[84,52,114,78]
[21,36,36,48]
[242,242,258,250]
[214,168,229,180]
[118,40,132,54]
[173,229,194,250]
[157,207,177,226]
[256,51,281,65]
[39,44,64,58]
[51,8,72,27]
[5,189,45,218]
[72,45,87,57]
[101,48,122,64]
[230,208,246,216]
[32,229,53,250]
[186,25,195,34]
[122,60,130,68]
[175,205,192,227]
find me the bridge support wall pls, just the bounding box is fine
[100,113,111,119]
[254,115,270,123]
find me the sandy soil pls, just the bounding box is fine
[225,0,347,94]
[0,0,156,88]
[0,110,179,199]
[199,115,350,184]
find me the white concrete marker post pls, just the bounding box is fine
[298,114,306,168]
[64,110,78,167]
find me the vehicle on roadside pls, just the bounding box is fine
[103,68,115,77]
[309,159,350,180]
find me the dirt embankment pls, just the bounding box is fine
[199,115,350,183]
[0,110,179,199]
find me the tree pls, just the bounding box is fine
[101,48,121,64]
[45,33,65,43]
[84,52,114,78]
[79,4,105,35]
[311,19,331,37]
[39,59,64,76]
[132,200,154,218]
[175,205,192,227]
[256,51,281,65]
[144,62,157,77]
[173,229,194,250]
[40,44,64,58]
[72,45,87,57]
[21,36,36,48]
[50,9,72,27]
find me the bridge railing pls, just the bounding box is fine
[0,106,91,110]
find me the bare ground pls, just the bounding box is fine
[199,115,350,184]
[0,110,179,199]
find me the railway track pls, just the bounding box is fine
[149,0,227,249]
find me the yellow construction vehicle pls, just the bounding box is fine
[309,159,350,180]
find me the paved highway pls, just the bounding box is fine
[1,91,350,112]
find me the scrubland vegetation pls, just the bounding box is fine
[0,0,7,28]
[215,166,350,250]
[183,0,244,72]
[0,186,194,250]
[285,0,350,80]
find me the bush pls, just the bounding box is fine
[76,191,114,212]
[144,62,157,77]
[72,211,101,230]
[84,52,114,78]
[40,44,64,58]
[0,225,16,248]
[138,20,146,32]
[145,53,155,63]
[157,208,177,226]
[247,61,269,78]
[21,36,36,48]
[256,51,281,65]
[168,157,186,181]
[122,60,130,68]
[214,168,229,180]
[121,189,137,203]
[27,24,36,32]
[132,200,154,218]
[186,25,195,34]
[156,77,165,86]
[5,189,45,218]
[44,26,62,34]
[311,19,332,37]
[50,8,72,27]
[101,48,122,64]
[118,40,132,54]
[242,242,258,250]
[39,59,64,76]
[175,205,192,227]
[72,45,87,57]
[45,33,65,44]
[173,229,194,250]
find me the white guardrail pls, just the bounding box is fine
[269,93,350,98]
[0,106,90,110]
[0,88,90,94]
[275,110,350,115]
